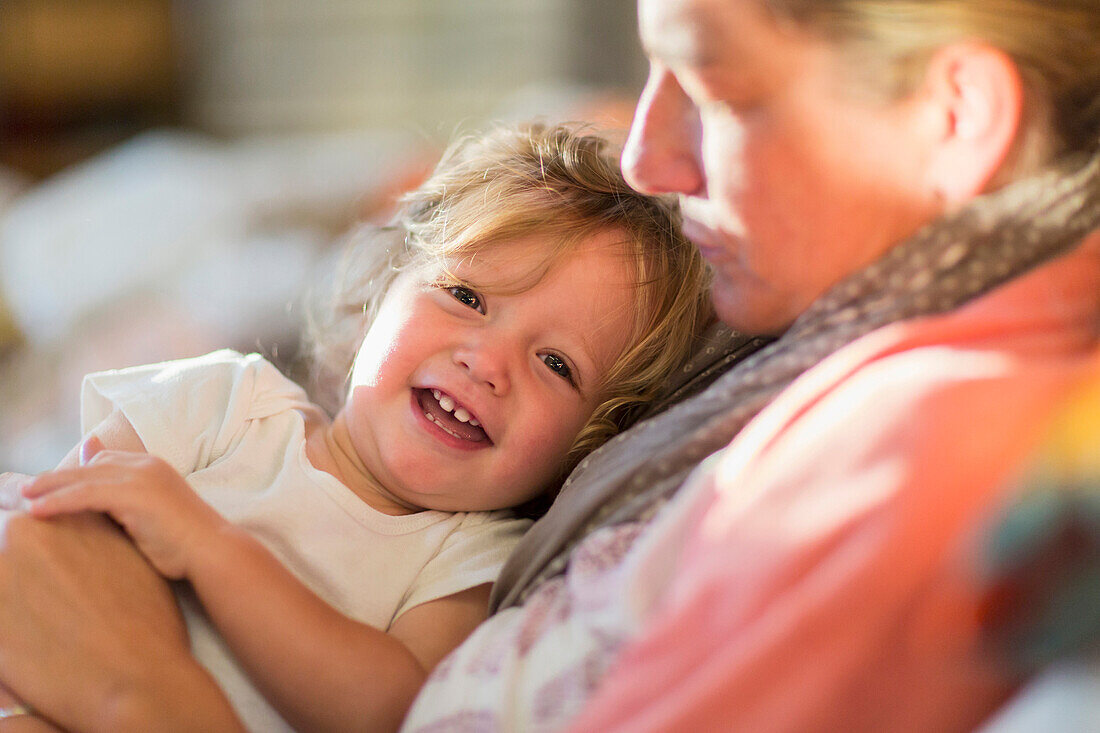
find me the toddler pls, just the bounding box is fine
[19,123,712,732]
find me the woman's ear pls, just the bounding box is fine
[919,42,1024,204]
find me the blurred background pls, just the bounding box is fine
[0,0,645,473]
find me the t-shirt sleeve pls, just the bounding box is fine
[80,349,300,477]
[395,511,533,621]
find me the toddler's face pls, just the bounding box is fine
[342,229,637,512]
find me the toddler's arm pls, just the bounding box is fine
[24,442,490,733]
[184,526,490,732]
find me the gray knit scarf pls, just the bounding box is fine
[493,144,1100,612]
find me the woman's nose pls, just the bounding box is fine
[622,66,704,197]
[453,339,513,396]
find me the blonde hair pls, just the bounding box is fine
[309,122,712,475]
[766,0,1100,176]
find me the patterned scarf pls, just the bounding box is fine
[493,144,1100,611]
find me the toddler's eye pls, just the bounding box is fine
[448,286,483,313]
[541,353,574,384]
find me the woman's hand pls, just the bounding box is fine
[21,437,229,580]
[0,508,224,732]
[0,680,62,732]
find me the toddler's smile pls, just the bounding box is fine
[414,387,490,444]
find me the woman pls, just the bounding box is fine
[408,1,1099,729]
[1,0,1098,730]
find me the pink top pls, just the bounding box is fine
[569,235,1100,733]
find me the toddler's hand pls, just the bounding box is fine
[21,437,226,579]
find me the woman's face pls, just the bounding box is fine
[624,0,944,334]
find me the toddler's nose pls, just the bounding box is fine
[453,340,513,395]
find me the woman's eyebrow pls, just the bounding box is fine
[644,32,711,68]
[641,7,728,69]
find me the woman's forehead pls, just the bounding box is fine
[639,0,815,86]
[638,0,712,66]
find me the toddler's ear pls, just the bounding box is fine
[80,436,107,465]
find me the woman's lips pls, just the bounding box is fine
[681,220,734,262]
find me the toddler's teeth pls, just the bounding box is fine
[469,417,480,427]
[432,389,441,400]
[454,407,471,423]
[439,395,456,412]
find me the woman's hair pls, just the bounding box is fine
[308,121,712,474]
[765,0,1100,176]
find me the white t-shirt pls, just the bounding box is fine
[82,350,531,732]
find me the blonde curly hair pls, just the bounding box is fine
[308,121,713,479]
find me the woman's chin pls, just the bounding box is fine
[710,278,798,337]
